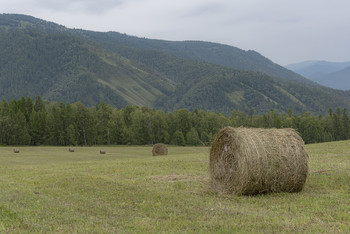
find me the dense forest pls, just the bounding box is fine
[1,96,349,146]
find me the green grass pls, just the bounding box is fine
[0,142,350,233]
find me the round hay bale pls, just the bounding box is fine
[69,147,75,152]
[210,127,308,195]
[100,150,106,154]
[13,148,20,153]
[152,143,168,156]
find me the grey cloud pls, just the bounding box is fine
[183,2,228,18]
[34,0,129,14]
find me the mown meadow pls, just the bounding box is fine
[1,142,350,233]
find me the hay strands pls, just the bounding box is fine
[152,143,168,156]
[209,127,309,196]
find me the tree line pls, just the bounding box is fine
[0,96,349,146]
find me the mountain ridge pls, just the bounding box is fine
[313,66,350,90]
[286,60,350,90]
[1,13,350,115]
[78,30,312,84]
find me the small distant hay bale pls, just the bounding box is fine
[152,143,168,156]
[100,149,106,154]
[69,147,75,152]
[210,127,308,195]
[13,148,20,153]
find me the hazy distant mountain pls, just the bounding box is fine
[286,60,350,90]
[312,66,350,90]
[1,14,350,114]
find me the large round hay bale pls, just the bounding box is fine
[210,127,308,195]
[152,143,168,156]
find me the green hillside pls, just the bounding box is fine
[0,14,174,107]
[1,14,350,114]
[81,31,310,84]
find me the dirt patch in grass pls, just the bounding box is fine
[147,174,207,183]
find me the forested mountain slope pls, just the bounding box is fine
[79,31,311,84]
[0,14,174,107]
[1,14,350,115]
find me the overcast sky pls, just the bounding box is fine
[1,0,350,65]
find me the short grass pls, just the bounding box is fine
[0,142,350,233]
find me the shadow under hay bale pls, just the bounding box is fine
[13,148,20,153]
[152,143,168,156]
[210,127,308,196]
[69,147,75,152]
[100,150,106,154]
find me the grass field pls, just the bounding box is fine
[1,142,350,233]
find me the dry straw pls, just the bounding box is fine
[152,143,168,156]
[210,127,308,195]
